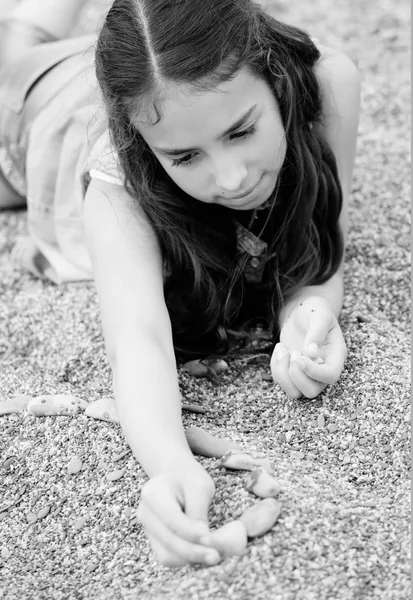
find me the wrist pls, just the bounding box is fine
[280,295,332,330]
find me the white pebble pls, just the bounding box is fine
[208,521,248,558]
[238,498,282,538]
[85,397,120,424]
[185,426,242,458]
[27,395,87,417]
[219,450,275,474]
[245,467,281,498]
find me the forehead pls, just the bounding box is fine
[132,67,271,147]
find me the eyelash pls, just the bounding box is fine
[171,125,257,168]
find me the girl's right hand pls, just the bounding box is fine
[137,456,220,567]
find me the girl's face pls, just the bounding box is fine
[134,67,287,211]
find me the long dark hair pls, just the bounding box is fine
[95,0,343,358]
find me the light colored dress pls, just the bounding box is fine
[0,34,121,283]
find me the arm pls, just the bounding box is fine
[279,48,361,327]
[272,49,361,398]
[83,178,193,477]
[84,179,219,567]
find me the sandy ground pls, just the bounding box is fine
[0,1,411,599]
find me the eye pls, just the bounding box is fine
[230,125,256,141]
[171,153,197,168]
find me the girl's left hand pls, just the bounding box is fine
[270,296,347,399]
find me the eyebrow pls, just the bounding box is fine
[154,104,258,156]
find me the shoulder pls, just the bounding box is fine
[311,45,361,242]
[314,44,361,117]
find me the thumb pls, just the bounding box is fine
[184,479,215,526]
[303,309,336,357]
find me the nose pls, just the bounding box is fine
[215,160,248,193]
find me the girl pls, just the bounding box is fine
[0,0,360,567]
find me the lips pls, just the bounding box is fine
[225,183,257,200]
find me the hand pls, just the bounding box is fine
[137,455,219,568]
[271,296,347,399]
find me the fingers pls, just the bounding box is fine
[271,343,302,399]
[302,308,336,358]
[142,515,221,567]
[295,355,343,385]
[184,476,216,524]
[288,353,326,399]
[140,479,209,543]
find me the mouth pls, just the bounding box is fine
[224,178,261,201]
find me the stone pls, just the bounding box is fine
[85,397,120,424]
[209,521,248,558]
[27,512,38,524]
[182,359,209,377]
[238,498,282,538]
[73,517,87,531]
[27,395,87,417]
[68,456,83,475]
[245,467,281,498]
[185,426,242,458]
[37,505,51,520]
[1,456,18,471]
[106,469,125,482]
[207,359,229,375]
[0,395,33,416]
[317,414,326,428]
[219,450,275,475]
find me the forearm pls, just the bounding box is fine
[111,333,193,478]
[278,269,344,328]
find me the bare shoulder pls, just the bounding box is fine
[314,44,361,117]
[312,45,361,243]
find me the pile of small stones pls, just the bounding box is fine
[0,357,283,561]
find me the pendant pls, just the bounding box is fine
[235,221,268,284]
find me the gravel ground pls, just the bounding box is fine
[0,1,411,599]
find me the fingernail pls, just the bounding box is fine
[290,350,302,361]
[275,345,288,359]
[306,343,319,356]
[205,551,220,565]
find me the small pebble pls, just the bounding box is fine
[0,512,8,522]
[245,467,281,498]
[310,420,318,428]
[219,450,275,475]
[207,359,229,375]
[0,395,33,416]
[327,423,339,433]
[185,426,242,458]
[73,517,87,531]
[124,507,134,518]
[182,360,209,377]
[1,547,11,559]
[86,561,99,573]
[85,397,120,424]
[317,414,326,428]
[27,512,38,524]
[27,395,87,417]
[181,403,208,414]
[238,498,282,538]
[285,431,294,443]
[2,456,18,471]
[37,506,51,520]
[68,456,83,475]
[284,422,294,431]
[106,469,125,482]
[113,449,131,463]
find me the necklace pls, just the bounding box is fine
[236,199,273,284]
